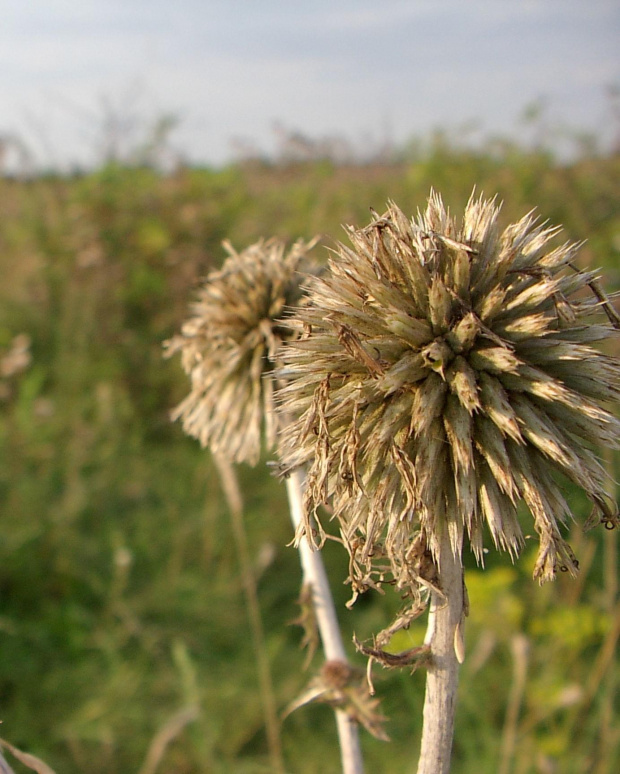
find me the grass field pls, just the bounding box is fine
[0,136,618,773]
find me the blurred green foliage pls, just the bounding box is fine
[0,137,619,773]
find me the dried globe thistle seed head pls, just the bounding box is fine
[278,191,620,604]
[165,236,319,465]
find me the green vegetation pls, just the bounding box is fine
[0,139,618,773]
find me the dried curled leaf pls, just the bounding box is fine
[354,635,432,695]
[289,582,320,669]
[354,637,432,671]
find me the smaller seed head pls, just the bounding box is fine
[165,237,319,465]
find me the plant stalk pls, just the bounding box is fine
[212,453,285,774]
[285,468,365,774]
[498,634,529,774]
[416,528,465,774]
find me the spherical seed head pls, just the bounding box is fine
[278,192,620,600]
[166,237,319,465]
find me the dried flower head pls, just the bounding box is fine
[165,237,318,464]
[278,192,620,606]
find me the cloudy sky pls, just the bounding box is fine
[1,0,618,169]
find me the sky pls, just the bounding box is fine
[1,0,619,170]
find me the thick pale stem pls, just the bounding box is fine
[285,469,365,774]
[416,529,464,774]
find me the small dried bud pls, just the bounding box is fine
[283,659,389,741]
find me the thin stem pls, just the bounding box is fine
[212,453,285,774]
[561,449,618,773]
[285,468,365,774]
[596,448,617,774]
[138,706,200,774]
[498,634,529,774]
[416,528,465,774]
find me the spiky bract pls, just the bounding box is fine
[278,193,620,603]
[166,237,318,465]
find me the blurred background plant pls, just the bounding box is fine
[0,118,618,772]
